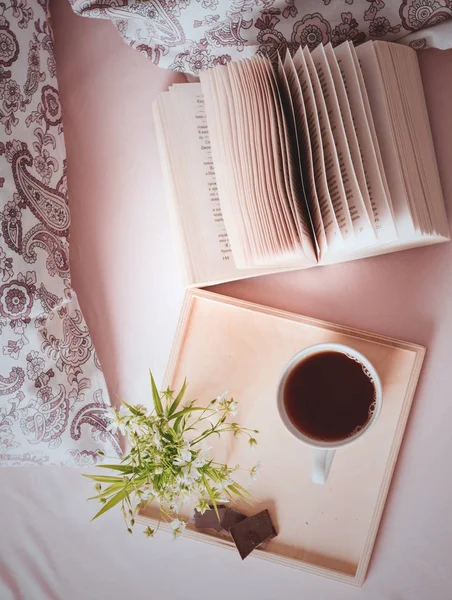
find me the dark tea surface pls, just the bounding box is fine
[283,351,376,442]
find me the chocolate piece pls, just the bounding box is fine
[194,505,227,531]
[230,509,277,560]
[220,508,247,531]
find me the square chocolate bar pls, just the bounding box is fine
[230,509,277,560]
[194,505,227,532]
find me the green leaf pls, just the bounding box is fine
[168,379,187,417]
[174,415,183,433]
[228,484,253,505]
[203,466,219,481]
[83,474,125,483]
[168,406,204,421]
[91,486,131,521]
[161,431,174,442]
[222,487,234,501]
[95,464,132,473]
[153,473,162,492]
[230,481,253,497]
[202,475,219,520]
[88,482,125,500]
[150,371,163,416]
[120,400,141,416]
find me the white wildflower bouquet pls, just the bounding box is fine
[85,374,260,538]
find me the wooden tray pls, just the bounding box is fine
[138,289,425,585]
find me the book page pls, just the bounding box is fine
[303,46,353,244]
[374,42,446,237]
[214,64,290,266]
[254,58,302,262]
[348,45,392,210]
[203,60,316,270]
[374,43,426,233]
[355,42,415,237]
[258,58,317,265]
[164,82,291,285]
[228,62,275,259]
[239,60,280,258]
[156,84,238,283]
[202,70,254,267]
[385,43,448,238]
[324,44,375,233]
[277,54,317,261]
[333,42,397,242]
[386,44,431,233]
[224,64,271,262]
[311,44,374,246]
[262,60,305,252]
[250,59,294,256]
[293,47,341,252]
[283,52,327,258]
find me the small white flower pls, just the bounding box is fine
[178,464,200,485]
[215,478,233,491]
[117,405,130,419]
[196,499,210,514]
[106,409,127,436]
[226,400,238,415]
[169,518,186,538]
[192,448,209,468]
[154,466,163,475]
[190,466,201,480]
[173,448,192,466]
[199,446,211,460]
[211,391,229,412]
[130,421,143,435]
[216,391,229,404]
[141,488,154,501]
[250,461,262,481]
[170,502,181,514]
[179,488,192,504]
[178,466,194,486]
[181,448,192,462]
[153,432,162,450]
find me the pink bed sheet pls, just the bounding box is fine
[1,1,451,598]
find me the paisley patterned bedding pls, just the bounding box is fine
[69,0,452,75]
[0,0,119,466]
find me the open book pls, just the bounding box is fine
[154,41,449,287]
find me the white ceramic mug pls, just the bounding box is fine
[277,343,383,485]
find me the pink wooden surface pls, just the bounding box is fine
[0,1,451,598]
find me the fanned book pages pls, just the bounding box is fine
[153,41,449,287]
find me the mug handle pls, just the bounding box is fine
[312,449,335,484]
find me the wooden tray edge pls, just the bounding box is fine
[176,289,425,354]
[136,513,360,586]
[354,342,425,584]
